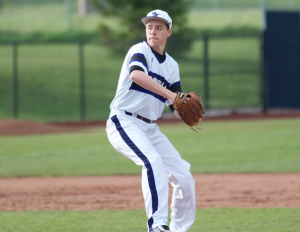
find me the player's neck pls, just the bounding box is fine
[150,44,165,55]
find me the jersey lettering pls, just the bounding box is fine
[148,71,170,89]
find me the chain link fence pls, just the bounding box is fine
[0,34,263,122]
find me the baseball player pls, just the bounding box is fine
[106,9,200,232]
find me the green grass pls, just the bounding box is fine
[0,5,264,41]
[0,2,116,34]
[0,7,263,37]
[0,119,299,177]
[0,208,299,232]
[193,0,300,9]
[188,9,263,31]
[0,3,265,41]
[1,1,298,35]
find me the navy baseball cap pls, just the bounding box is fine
[141,10,172,29]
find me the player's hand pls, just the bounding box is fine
[183,95,201,104]
[169,92,177,104]
[183,95,190,104]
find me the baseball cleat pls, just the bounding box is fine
[151,225,172,232]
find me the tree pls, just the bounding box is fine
[90,0,194,41]
[0,0,7,10]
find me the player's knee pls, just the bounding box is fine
[178,172,195,191]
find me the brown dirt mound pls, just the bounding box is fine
[0,174,299,211]
[0,120,83,136]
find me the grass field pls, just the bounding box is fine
[193,0,300,9]
[0,118,300,230]
[0,118,299,177]
[0,118,299,231]
[0,208,299,232]
[1,0,298,34]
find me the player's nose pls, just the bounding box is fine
[150,28,157,34]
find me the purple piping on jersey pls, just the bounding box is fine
[131,53,147,60]
[129,85,167,103]
[129,59,148,71]
[169,81,180,89]
[129,53,148,71]
[148,71,171,88]
[111,115,158,231]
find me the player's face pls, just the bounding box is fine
[146,19,172,54]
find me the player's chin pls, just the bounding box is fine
[148,40,159,47]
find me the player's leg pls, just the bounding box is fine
[151,128,195,232]
[106,113,169,232]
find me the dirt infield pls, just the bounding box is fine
[0,120,80,136]
[0,174,299,211]
[1,114,299,211]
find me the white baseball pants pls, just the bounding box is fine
[106,109,195,232]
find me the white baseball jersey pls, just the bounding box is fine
[110,41,181,121]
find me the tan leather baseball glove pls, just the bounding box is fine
[173,91,205,131]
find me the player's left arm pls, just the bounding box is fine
[168,66,202,125]
[167,66,183,119]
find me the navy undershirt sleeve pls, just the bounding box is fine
[168,83,182,114]
[129,65,145,75]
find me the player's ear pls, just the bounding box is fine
[167,29,172,37]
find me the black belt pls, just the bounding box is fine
[125,111,152,123]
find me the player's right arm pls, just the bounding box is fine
[130,70,177,103]
[128,43,177,103]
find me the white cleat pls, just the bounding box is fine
[151,225,172,232]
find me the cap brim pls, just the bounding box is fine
[141,16,170,26]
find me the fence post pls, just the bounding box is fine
[260,31,266,112]
[78,42,86,121]
[203,34,210,109]
[65,0,71,30]
[12,42,19,119]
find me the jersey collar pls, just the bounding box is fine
[146,41,166,64]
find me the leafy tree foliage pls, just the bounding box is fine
[90,0,194,41]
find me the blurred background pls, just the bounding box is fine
[0,0,299,122]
